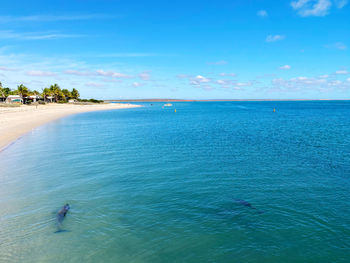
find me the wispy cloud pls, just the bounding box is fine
[257,10,268,17]
[64,69,131,78]
[85,82,105,87]
[96,70,130,78]
[291,0,332,16]
[176,74,191,79]
[271,75,349,93]
[335,70,349,75]
[132,82,143,87]
[280,65,292,70]
[334,0,348,8]
[139,71,151,80]
[185,73,254,91]
[219,73,236,77]
[0,30,84,40]
[26,70,56,76]
[0,14,116,23]
[0,66,18,71]
[325,42,347,50]
[64,70,94,76]
[266,35,285,42]
[93,53,161,58]
[291,0,348,16]
[235,82,252,87]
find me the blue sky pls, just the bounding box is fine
[0,0,349,99]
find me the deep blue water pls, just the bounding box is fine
[0,101,350,262]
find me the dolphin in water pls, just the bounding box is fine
[235,199,264,214]
[55,203,70,233]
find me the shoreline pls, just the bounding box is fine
[105,99,350,102]
[0,103,141,152]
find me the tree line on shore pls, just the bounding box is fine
[0,82,103,104]
[0,82,79,103]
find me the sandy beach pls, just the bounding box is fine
[0,103,140,151]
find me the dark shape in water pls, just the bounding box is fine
[235,199,264,214]
[55,203,70,233]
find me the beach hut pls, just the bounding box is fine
[68,99,77,103]
[46,96,54,103]
[6,95,23,104]
[27,95,41,102]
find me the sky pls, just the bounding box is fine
[0,0,349,99]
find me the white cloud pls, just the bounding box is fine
[216,80,228,85]
[257,10,268,17]
[0,30,83,40]
[291,0,347,16]
[191,75,210,85]
[235,82,252,87]
[347,78,350,82]
[266,35,285,42]
[335,70,349,75]
[64,69,135,79]
[319,74,329,78]
[271,75,349,93]
[327,79,342,86]
[86,82,104,87]
[0,50,161,99]
[26,70,56,76]
[64,70,95,76]
[132,82,142,87]
[291,0,332,16]
[0,14,115,23]
[219,73,236,77]
[280,65,292,70]
[0,66,18,71]
[96,70,130,78]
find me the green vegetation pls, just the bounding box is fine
[0,81,104,104]
[78,99,104,103]
[0,82,11,98]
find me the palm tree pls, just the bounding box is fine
[62,89,72,101]
[49,84,63,103]
[17,84,29,103]
[71,88,80,100]
[0,82,4,98]
[0,82,5,102]
[42,88,51,103]
[32,90,41,96]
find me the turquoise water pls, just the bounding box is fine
[1,101,350,262]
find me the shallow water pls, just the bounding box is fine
[1,101,350,262]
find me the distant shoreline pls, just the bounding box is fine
[0,103,141,152]
[107,99,350,102]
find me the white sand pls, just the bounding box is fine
[0,103,141,151]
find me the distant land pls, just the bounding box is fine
[106,99,349,102]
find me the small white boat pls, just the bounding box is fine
[164,103,173,107]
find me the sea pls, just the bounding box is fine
[0,101,349,262]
